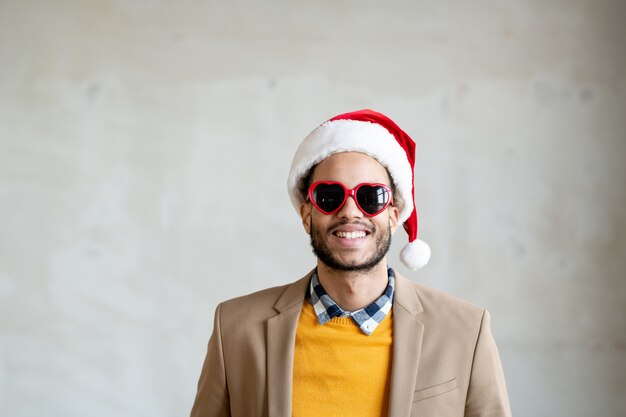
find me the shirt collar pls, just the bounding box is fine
[307,268,395,336]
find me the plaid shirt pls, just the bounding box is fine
[306,268,395,336]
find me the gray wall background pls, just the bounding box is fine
[1,1,625,416]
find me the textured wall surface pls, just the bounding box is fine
[1,1,625,416]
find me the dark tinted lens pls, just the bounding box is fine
[312,183,345,213]
[356,185,390,214]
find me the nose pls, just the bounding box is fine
[337,194,363,219]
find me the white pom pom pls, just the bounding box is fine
[400,239,431,270]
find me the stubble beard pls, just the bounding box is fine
[309,219,392,272]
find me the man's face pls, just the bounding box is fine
[299,152,400,272]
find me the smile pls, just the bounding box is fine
[334,230,368,239]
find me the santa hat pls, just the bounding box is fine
[287,109,431,270]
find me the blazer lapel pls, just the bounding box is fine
[266,273,311,417]
[388,272,425,416]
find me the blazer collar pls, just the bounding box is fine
[267,271,312,417]
[265,269,425,417]
[388,271,425,416]
[273,272,312,313]
[393,270,424,316]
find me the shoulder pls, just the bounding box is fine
[220,283,289,315]
[216,272,311,324]
[395,272,486,335]
[415,281,484,317]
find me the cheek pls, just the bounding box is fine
[373,215,395,235]
[310,212,333,233]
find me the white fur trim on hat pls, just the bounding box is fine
[287,119,414,223]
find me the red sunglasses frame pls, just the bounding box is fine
[307,181,394,217]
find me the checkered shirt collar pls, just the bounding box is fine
[307,268,395,336]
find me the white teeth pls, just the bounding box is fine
[335,231,367,239]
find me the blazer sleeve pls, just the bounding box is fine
[464,310,512,417]
[190,303,231,417]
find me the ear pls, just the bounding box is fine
[299,202,312,235]
[388,205,400,234]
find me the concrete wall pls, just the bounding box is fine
[1,1,624,416]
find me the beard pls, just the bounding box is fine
[309,219,392,272]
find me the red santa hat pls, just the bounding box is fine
[287,109,431,270]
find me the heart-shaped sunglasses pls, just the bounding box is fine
[307,181,393,217]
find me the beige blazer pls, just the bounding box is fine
[191,271,511,417]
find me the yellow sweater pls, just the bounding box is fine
[292,302,393,417]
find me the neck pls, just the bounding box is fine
[316,259,390,311]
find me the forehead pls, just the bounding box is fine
[311,152,391,186]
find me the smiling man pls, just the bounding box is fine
[190,110,512,417]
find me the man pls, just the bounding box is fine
[191,109,512,416]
